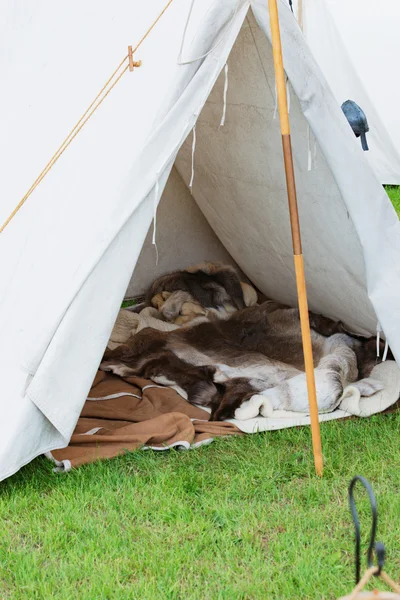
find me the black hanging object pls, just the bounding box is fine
[288,0,294,12]
[341,100,370,151]
[348,476,386,585]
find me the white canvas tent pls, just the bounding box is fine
[1,0,400,482]
[291,0,400,184]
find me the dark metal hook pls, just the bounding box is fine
[348,476,385,584]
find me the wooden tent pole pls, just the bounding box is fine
[268,0,323,476]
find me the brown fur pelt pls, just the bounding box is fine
[155,291,208,325]
[101,301,392,421]
[146,262,251,313]
[147,264,258,326]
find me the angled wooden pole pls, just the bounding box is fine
[268,0,323,476]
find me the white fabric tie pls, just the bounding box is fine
[376,322,389,361]
[307,124,317,171]
[376,322,381,357]
[383,340,389,362]
[307,125,312,171]
[152,179,159,265]
[189,124,196,193]
[219,63,229,128]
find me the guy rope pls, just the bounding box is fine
[0,0,175,234]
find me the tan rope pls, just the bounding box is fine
[347,567,400,599]
[0,0,175,234]
[0,61,129,234]
[129,0,175,57]
[347,567,378,600]
[380,571,400,594]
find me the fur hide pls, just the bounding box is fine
[101,301,391,421]
[146,263,257,319]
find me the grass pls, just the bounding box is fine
[121,298,137,309]
[385,185,400,215]
[0,188,399,599]
[1,415,400,599]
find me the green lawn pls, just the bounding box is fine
[386,185,400,215]
[121,298,137,309]
[1,416,400,599]
[1,189,399,600]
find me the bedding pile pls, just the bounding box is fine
[48,263,400,471]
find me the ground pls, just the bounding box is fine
[386,185,400,216]
[1,190,399,600]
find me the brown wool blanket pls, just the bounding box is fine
[47,371,241,472]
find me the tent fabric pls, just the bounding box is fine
[290,0,400,184]
[175,5,400,340]
[0,0,399,482]
[127,166,240,297]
